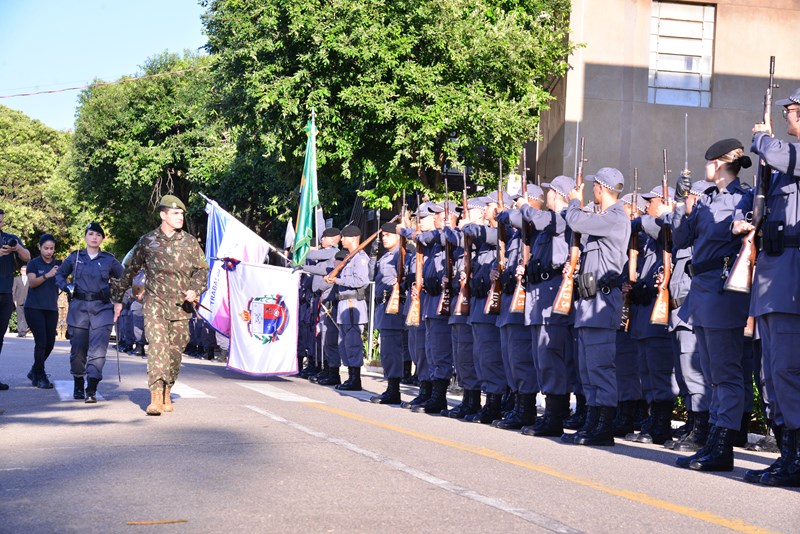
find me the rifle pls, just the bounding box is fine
[486,161,505,314]
[325,215,399,283]
[436,173,453,316]
[454,169,471,315]
[510,152,529,314]
[405,193,424,327]
[386,191,406,315]
[650,150,672,325]
[620,168,639,331]
[553,137,585,315]
[725,56,776,297]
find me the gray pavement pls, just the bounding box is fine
[0,332,797,533]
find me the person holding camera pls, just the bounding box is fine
[0,208,31,390]
[55,223,124,402]
[24,234,61,389]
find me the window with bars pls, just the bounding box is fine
[648,1,715,107]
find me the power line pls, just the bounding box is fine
[0,66,212,100]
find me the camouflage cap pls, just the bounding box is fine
[159,195,186,211]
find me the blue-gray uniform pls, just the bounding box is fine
[305,246,340,371]
[672,179,749,433]
[566,195,630,411]
[374,246,405,379]
[463,223,505,395]
[56,249,124,381]
[333,249,370,367]
[418,227,454,382]
[749,130,800,460]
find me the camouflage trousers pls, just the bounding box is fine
[144,313,189,390]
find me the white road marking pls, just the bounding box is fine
[54,381,104,402]
[244,405,583,534]
[169,382,214,399]
[237,383,322,403]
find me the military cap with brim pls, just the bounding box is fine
[542,175,576,198]
[341,225,362,237]
[439,200,461,214]
[321,227,341,238]
[621,193,647,214]
[525,183,545,200]
[585,167,625,192]
[159,194,187,211]
[776,87,800,107]
[484,190,515,206]
[381,222,399,234]
[640,185,676,201]
[466,197,486,210]
[86,222,105,238]
[416,201,441,217]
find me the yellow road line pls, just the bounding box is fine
[308,403,775,534]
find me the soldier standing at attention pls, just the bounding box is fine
[0,208,31,389]
[112,196,208,416]
[561,167,630,447]
[735,88,800,486]
[324,225,370,391]
[56,223,124,402]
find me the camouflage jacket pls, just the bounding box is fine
[112,227,208,320]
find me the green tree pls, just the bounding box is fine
[203,0,575,208]
[0,105,73,253]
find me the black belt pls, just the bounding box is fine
[530,266,564,284]
[686,256,733,277]
[782,236,800,248]
[73,289,109,302]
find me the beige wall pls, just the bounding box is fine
[542,0,800,193]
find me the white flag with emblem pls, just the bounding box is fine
[226,261,299,375]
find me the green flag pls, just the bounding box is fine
[292,114,319,265]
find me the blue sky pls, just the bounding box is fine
[0,0,208,131]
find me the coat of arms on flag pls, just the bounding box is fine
[240,294,290,344]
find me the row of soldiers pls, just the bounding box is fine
[294,89,800,489]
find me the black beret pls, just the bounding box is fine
[341,225,361,237]
[380,222,398,234]
[321,227,341,238]
[704,138,743,161]
[86,222,105,238]
[334,250,348,261]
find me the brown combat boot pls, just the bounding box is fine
[146,388,163,416]
[162,384,174,412]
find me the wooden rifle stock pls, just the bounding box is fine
[455,169,471,315]
[437,175,452,316]
[553,137,585,315]
[621,168,639,331]
[486,162,505,314]
[510,155,529,314]
[386,194,407,315]
[405,193,424,327]
[326,217,397,280]
[650,150,672,326]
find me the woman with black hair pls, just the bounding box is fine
[25,234,60,389]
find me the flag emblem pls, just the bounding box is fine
[240,295,290,344]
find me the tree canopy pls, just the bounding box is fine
[203,0,575,207]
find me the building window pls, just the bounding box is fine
[648,1,715,107]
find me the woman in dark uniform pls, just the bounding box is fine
[25,234,60,389]
[671,139,752,471]
[55,223,124,402]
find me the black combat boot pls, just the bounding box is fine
[671,411,710,452]
[612,400,638,438]
[672,410,695,439]
[688,426,736,471]
[494,393,537,430]
[27,367,37,386]
[401,380,431,409]
[35,372,54,389]
[759,429,800,487]
[733,412,752,448]
[576,406,616,446]
[561,405,599,444]
[85,377,101,404]
[445,389,482,419]
[335,367,362,391]
[493,393,520,428]
[466,392,503,424]
[523,394,569,437]
[309,362,329,383]
[400,361,417,386]
[632,399,649,431]
[73,376,85,400]
[370,378,401,405]
[317,367,342,386]
[412,378,449,414]
[562,394,587,430]
[501,389,516,415]
[676,425,719,468]
[633,400,675,445]
[743,425,790,483]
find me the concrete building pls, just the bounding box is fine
[532,0,800,192]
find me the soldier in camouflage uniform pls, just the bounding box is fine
[112,195,208,416]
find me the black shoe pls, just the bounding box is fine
[494,393,537,430]
[743,425,786,483]
[576,406,616,446]
[309,366,329,383]
[317,368,342,386]
[562,394,587,430]
[401,381,432,409]
[412,379,449,414]
[688,426,735,472]
[335,367,362,391]
[442,389,481,419]
[0,382,9,391]
[612,400,638,438]
[673,411,695,439]
[500,389,516,414]
[632,399,650,431]
[632,400,674,445]
[73,377,85,400]
[36,374,54,389]
[562,405,599,444]
[370,378,402,405]
[759,429,800,487]
[84,377,100,404]
[671,411,710,452]
[465,393,503,424]
[524,394,570,437]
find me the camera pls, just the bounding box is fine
[2,237,17,248]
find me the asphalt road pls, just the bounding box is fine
[0,333,797,533]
